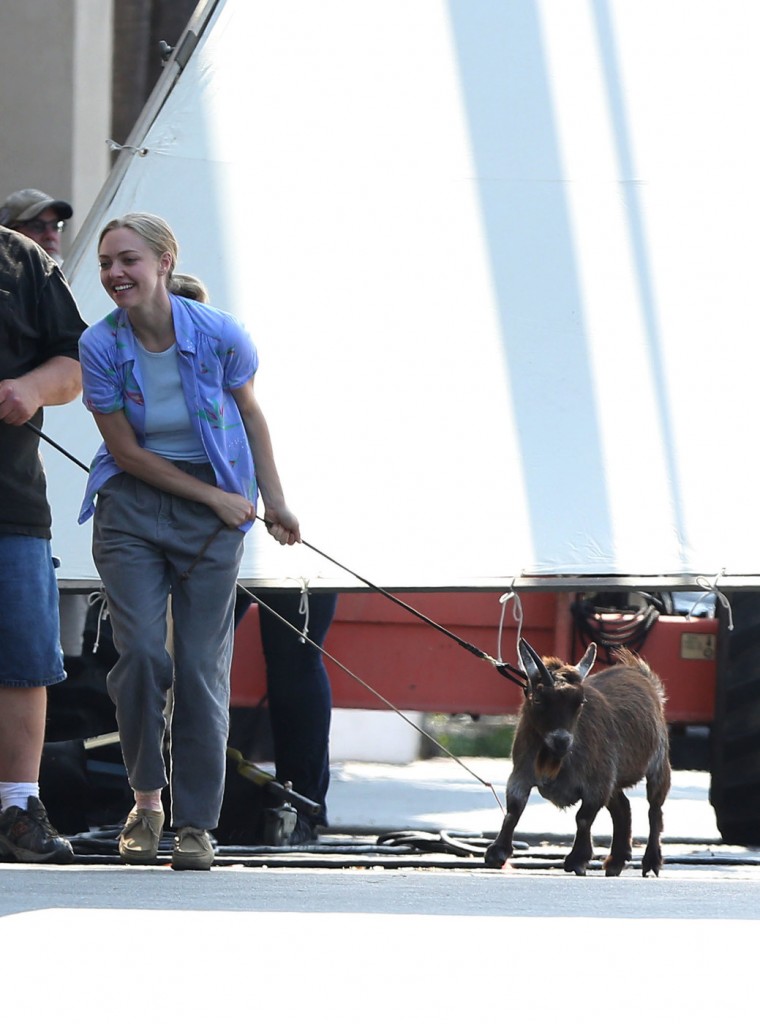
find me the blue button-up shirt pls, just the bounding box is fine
[78,293,259,531]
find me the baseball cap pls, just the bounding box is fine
[0,188,73,226]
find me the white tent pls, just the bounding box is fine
[46,0,760,590]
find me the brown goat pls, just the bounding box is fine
[485,638,671,876]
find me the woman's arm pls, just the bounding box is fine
[231,378,300,546]
[92,408,256,529]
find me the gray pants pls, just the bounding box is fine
[92,464,244,829]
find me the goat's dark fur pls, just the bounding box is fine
[485,638,671,876]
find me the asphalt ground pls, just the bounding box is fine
[3,759,760,1021]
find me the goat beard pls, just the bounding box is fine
[535,745,564,781]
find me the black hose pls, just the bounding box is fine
[571,593,660,663]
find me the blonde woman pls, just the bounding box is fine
[78,213,299,869]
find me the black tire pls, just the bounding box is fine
[709,592,760,844]
[668,725,711,772]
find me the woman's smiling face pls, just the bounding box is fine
[98,226,171,308]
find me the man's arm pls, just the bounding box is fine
[0,355,82,425]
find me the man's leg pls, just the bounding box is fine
[0,536,74,863]
[0,685,46,781]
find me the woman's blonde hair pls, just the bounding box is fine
[170,272,209,303]
[99,213,179,282]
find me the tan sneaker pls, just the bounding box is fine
[172,827,215,871]
[118,807,165,865]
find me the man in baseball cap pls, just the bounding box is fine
[0,188,73,266]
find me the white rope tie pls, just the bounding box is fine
[86,588,110,653]
[294,578,311,643]
[690,570,733,631]
[497,582,525,665]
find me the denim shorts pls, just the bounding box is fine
[0,534,65,687]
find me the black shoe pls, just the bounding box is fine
[0,796,75,864]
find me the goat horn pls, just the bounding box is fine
[574,642,597,681]
[518,638,555,689]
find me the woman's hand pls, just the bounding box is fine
[208,490,257,529]
[90,410,256,530]
[264,504,301,546]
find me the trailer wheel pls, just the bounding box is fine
[709,592,760,844]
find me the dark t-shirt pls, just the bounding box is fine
[0,226,86,538]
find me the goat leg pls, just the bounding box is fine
[563,799,601,875]
[604,789,632,876]
[641,757,670,877]
[485,782,529,868]
[641,798,666,877]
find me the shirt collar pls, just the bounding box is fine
[112,292,197,360]
[168,292,198,354]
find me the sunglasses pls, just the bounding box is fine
[16,218,66,235]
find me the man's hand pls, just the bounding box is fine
[0,377,41,425]
[0,358,80,424]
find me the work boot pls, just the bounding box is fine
[172,827,215,871]
[118,807,165,865]
[0,796,75,864]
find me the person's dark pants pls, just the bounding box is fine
[235,590,336,825]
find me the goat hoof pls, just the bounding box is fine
[563,859,587,876]
[484,843,508,869]
[603,856,625,877]
[641,847,662,877]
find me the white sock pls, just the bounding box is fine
[0,782,39,812]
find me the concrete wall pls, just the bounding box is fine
[0,0,114,256]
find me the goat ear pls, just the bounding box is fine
[518,638,555,689]
[575,642,597,681]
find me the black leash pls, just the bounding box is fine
[238,581,505,809]
[24,421,526,688]
[259,516,527,690]
[25,422,221,583]
[25,421,91,473]
[27,420,515,809]
[179,522,225,581]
